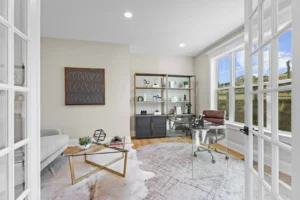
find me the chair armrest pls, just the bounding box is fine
[41,129,62,137]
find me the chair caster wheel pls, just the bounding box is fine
[212,160,216,164]
[194,153,197,157]
[225,156,229,160]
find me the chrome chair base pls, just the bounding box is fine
[194,145,229,164]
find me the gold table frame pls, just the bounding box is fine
[65,144,128,185]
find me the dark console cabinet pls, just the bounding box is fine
[135,116,167,139]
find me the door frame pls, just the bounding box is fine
[0,0,40,199]
[292,0,300,199]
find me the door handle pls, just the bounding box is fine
[240,126,249,136]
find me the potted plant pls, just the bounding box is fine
[186,103,192,114]
[183,81,189,88]
[79,136,92,149]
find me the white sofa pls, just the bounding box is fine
[41,129,69,170]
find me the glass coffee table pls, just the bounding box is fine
[62,142,128,185]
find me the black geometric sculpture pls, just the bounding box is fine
[93,129,106,142]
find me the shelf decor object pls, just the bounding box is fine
[93,129,107,142]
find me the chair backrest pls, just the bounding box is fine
[203,110,226,125]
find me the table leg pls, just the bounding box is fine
[123,152,128,177]
[69,156,76,184]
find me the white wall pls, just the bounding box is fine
[130,53,194,135]
[193,28,245,154]
[41,37,131,139]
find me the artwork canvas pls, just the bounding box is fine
[65,67,105,105]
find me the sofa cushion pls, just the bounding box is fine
[41,135,69,161]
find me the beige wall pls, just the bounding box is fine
[130,53,194,135]
[194,53,210,114]
[41,37,131,139]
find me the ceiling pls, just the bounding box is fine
[41,0,244,57]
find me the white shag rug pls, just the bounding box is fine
[41,144,155,200]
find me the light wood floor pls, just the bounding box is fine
[131,136,245,160]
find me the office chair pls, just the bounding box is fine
[192,110,229,163]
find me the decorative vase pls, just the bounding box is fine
[187,108,191,114]
[80,143,91,150]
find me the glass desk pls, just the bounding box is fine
[190,123,229,179]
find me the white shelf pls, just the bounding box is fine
[136,101,165,103]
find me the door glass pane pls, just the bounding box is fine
[253,92,258,126]
[264,187,273,200]
[279,147,292,199]
[253,92,268,129]
[235,88,244,123]
[263,46,270,84]
[278,30,292,84]
[252,53,258,89]
[217,89,229,120]
[278,90,291,134]
[0,155,8,200]
[14,92,27,143]
[253,134,258,174]
[264,92,271,132]
[14,33,27,87]
[263,140,272,187]
[0,90,8,150]
[235,51,245,86]
[262,0,272,42]
[0,0,8,20]
[14,145,27,199]
[218,56,231,88]
[252,11,259,51]
[0,23,8,84]
[278,0,291,31]
[253,175,263,200]
[14,0,27,35]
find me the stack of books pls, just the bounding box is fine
[109,142,124,148]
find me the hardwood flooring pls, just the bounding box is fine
[131,136,245,160]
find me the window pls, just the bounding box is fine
[213,30,292,133]
[216,50,245,122]
[217,56,231,120]
[218,56,231,88]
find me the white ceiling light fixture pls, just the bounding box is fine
[179,43,186,48]
[124,12,133,19]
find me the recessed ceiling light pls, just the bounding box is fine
[124,12,133,18]
[179,43,186,48]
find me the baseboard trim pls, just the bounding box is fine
[227,141,244,155]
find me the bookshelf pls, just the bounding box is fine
[134,73,196,116]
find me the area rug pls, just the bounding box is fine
[136,142,291,200]
[41,144,155,200]
[137,142,245,200]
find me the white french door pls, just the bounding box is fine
[244,0,295,199]
[0,0,40,199]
